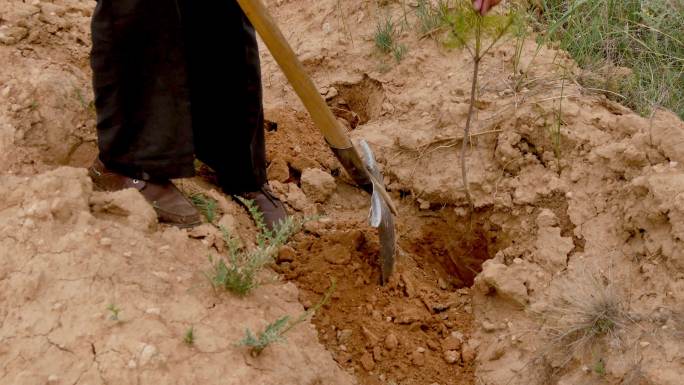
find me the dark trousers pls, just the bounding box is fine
[90,0,266,194]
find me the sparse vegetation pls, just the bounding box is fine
[415,0,450,36]
[593,357,606,376]
[190,193,218,223]
[393,43,408,62]
[535,0,684,118]
[374,15,408,63]
[374,16,395,53]
[206,199,303,296]
[106,304,121,321]
[240,279,336,356]
[240,315,289,356]
[183,326,195,345]
[541,265,629,366]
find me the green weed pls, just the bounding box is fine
[183,326,195,345]
[106,304,121,321]
[240,279,336,356]
[190,193,218,223]
[206,200,303,296]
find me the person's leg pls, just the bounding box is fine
[181,0,266,193]
[90,0,200,227]
[91,0,195,180]
[182,1,285,229]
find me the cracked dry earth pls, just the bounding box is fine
[0,167,354,385]
[3,1,684,385]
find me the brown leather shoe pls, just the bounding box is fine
[88,159,201,228]
[241,185,288,231]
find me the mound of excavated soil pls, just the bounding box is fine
[259,1,684,384]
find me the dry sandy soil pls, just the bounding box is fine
[1,1,683,385]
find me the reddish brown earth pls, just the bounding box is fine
[2,1,684,385]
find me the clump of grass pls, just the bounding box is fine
[375,16,395,53]
[374,15,408,63]
[106,304,121,321]
[393,43,408,62]
[415,0,451,36]
[506,3,534,79]
[240,279,336,356]
[183,326,195,345]
[541,265,629,366]
[535,0,684,118]
[190,193,218,223]
[206,199,303,296]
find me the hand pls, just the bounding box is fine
[472,0,502,16]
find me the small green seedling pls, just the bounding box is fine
[183,326,195,345]
[594,358,606,376]
[190,193,218,223]
[241,316,290,356]
[206,201,305,296]
[107,304,121,321]
[447,4,515,212]
[240,279,336,356]
[393,43,408,62]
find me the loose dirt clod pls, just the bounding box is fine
[301,167,337,203]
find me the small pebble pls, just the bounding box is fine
[337,329,352,343]
[410,350,425,366]
[482,320,497,332]
[360,352,375,371]
[444,350,460,364]
[145,308,161,316]
[385,333,398,350]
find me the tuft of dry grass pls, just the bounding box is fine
[541,264,629,365]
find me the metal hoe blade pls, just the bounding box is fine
[359,140,396,285]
